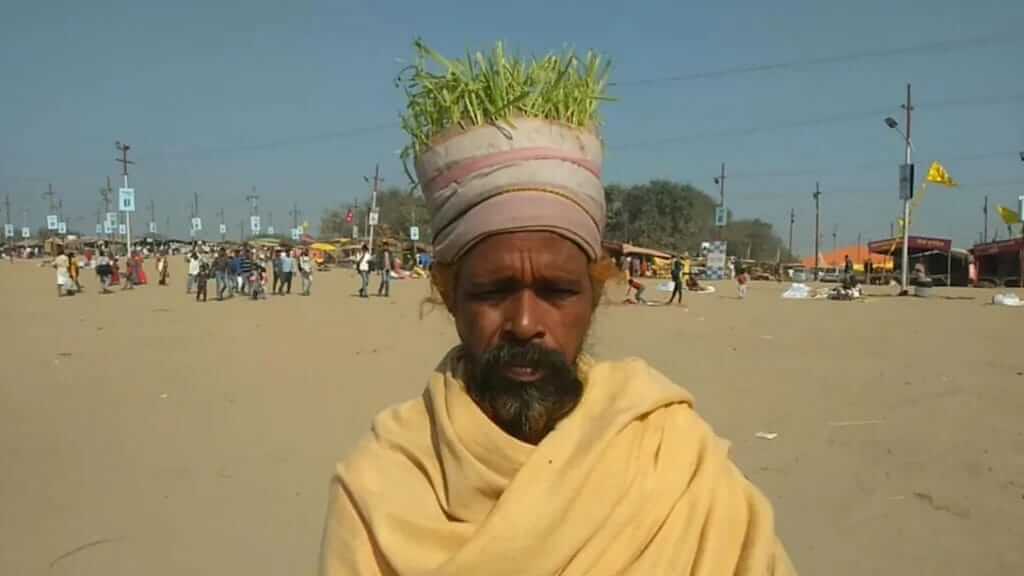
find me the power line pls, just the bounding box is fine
[613,33,1018,87]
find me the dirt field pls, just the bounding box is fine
[1,259,1021,575]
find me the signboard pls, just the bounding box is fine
[352,225,359,239]
[106,212,118,226]
[250,215,261,233]
[899,163,915,200]
[21,227,30,239]
[409,226,420,241]
[704,241,728,280]
[95,223,103,234]
[3,224,13,238]
[47,215,59,230]
[118,187,136,212]
[104,222,113,234]
[118,224,127,235]
[191,217,202,232]
[267,226,275,235]
[868,236,952,255]
[714,207,728,227]
[219,223,227,235]
[149,221,157,234]
[368,209,379,226]
[57,222,67,234]
[291,228,301,241]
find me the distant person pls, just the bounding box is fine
[299,249,314,296]
[96,251,113,293]
[250,260,267,300]
[843,254,854,282]
[186,251,201,294]
[238,250,254,294]
[666,256,684,306]
[213,249,230,300]
[228,249,242,295]
[53,248,70,297]
[272,249,283,294]
[67,251,82,294]
[156,253,169,286]
[121,254,134,290]
[735,259,750,299]
[356,244,371,298]
[195,260,210,302]
[279,249,295,295]
[377,247,391,297]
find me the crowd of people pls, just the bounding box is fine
[182,245,316,302]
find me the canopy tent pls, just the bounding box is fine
[800,244,887,271]
[971,238,1024,287]
[869,235,967,286]
[602,241,672,260]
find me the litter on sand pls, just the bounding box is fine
[993,293,1024,307]
[754,432,779,440]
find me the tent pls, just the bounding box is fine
[799,244,889,272]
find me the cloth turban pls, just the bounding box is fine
[415,118,606,263]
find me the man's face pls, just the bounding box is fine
[452,231,596,444]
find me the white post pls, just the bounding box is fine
[367,163,379,258]
[124,173,132,255]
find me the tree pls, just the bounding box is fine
[320,186,431,242]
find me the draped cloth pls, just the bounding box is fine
[320,347,795,575]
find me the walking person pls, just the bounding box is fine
[67,252,82,294]
[121,253,134,290]
[299,249,314,296]
[272,250,282,295]
[356,244,371,298]
[157,253,169,286]
[666,256,684,305]
[377,246,391,297]
[186,251,200,294]
[238,249,254,295]
[213,248,230,301]
[53,248,70,297]
[195,260,210,302]
[228,249,241,296]
[735,258,750,299]
[279,249,295,295]
[96,251,113,294]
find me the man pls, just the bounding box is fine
[279,249,295,295]
[213,248,230,301]
[228,249,241,296]
[666,255,684,305]
[843,254,854,282]
[356,244,371,298]
[238,249,254,295]
[272,250,283,294]
[298,249,314,296]
[377,246,391,297]
[186,251,200,294]
[53,248,70,297]
[320,107,792,574]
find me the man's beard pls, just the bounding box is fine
[464,342,584,445]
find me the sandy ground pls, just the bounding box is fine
[1,259,1022,575]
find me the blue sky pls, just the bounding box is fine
[2,0,1022,255]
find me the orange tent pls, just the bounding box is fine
[801,244,892,271]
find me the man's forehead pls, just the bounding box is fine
[458,232,589,279]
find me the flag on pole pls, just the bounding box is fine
[345,209,353,224]
[926,161,957,187]
[996,205,1021,226]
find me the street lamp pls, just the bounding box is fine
[884,85,914,295]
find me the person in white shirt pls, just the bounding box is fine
[53,249,70,297]
[356,244,371,298]
[186,252,201,294]
[299,250,314,296]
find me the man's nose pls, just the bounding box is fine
[502,290,545,343]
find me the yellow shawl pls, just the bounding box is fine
[320,348,794,575]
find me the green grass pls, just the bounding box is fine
[396,39,613,161]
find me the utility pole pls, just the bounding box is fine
[245,186,260,241]
[148,198,156,235]
[115,141,135,254]
[3,194,11,239]
[983,195,989,243]
[813,182,822,280]
[788,208,795,258]
[713,162,726,239]
[832,224,838,258]
[42,184,57,235]
[217,208,225,241]
[100,177,114,240]
[290,202,300,230]
[364,164,382,253]
[239,218,245,242]
[898,83,913,294]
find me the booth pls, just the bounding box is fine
[970,238,1024,287]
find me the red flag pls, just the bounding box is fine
[345,209,353,224]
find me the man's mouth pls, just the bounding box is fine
[501,365,545,382]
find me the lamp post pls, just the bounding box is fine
[885,83,913,295]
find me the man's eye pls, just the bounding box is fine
[540,286,579,299]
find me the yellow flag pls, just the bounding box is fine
[926,161,957,187]
[997,205,1021,226]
